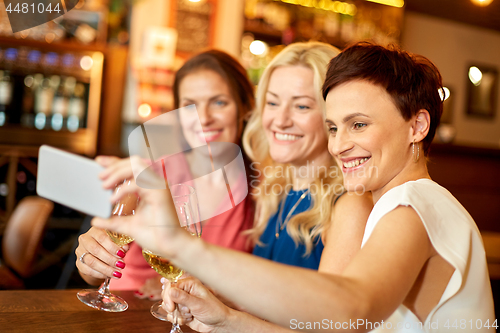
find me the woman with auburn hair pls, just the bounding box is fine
[75,49,256,300]
[243,41,372,270]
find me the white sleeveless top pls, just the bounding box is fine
[361,179,495,332]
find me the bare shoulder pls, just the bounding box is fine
[322,192,373,247]
[334,191,373,217]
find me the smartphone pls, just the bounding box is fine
[36,145,112,218]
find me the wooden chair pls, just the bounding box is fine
[0,196,54,289]
[481,231,500,280]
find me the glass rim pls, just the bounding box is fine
[170,183,195,199]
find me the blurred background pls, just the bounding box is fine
[0,0,498,313]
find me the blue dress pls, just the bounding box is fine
[252,190,324,270]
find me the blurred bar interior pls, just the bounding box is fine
[0,0,499,304]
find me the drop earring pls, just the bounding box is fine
[412,140,420,163]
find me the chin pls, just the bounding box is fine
[270,152,294,165]
[343,178,370,195]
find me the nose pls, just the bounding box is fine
[273,103,293,129]
[328,128,354,157]
[197,103,213,126]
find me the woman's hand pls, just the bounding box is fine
[96,155,136,190]
[75,225,129,285]
[161,277,233,333]
[135,276,163,301]
[91,164,191,261]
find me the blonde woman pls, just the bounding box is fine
[243,42,372,271]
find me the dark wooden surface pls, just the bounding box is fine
[0,289,196,333]
[428,143,500,232]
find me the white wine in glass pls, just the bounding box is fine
[143,184,201,333]
[77,180,138,312]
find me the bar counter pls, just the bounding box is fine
[0,289,196,332]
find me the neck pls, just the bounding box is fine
[371,157,431,203]
[290,150,332,191]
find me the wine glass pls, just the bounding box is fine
[142,184,201,333]
[77,180,138,312]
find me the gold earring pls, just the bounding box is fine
[412,140,420,163]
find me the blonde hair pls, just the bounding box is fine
[243,42,343,255]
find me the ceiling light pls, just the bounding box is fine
[364,0,404,8]
[469,66,483,86]
[439,87,451,101]
[249,40,268,56]
[471,0,494,7]
[138,103,152,118]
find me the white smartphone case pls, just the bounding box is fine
[36,145,112,218]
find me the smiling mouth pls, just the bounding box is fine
[274,132,303,141]
[203,130,222,137]
[343,157,370,169]
[197,130,222,141]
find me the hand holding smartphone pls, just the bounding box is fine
[37,145,113,218]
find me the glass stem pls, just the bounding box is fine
[173,304,180,327]
[98,277,111,295]
[171,280,181,332]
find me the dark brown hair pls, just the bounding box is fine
[322,41,444,155]
[173,50,255,139]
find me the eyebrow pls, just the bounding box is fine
[325,112,370,126]
[342,112,370,123]
[208,94,228,101]
[266,91,315,101]
[181,94,228,102]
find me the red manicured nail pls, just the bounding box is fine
[113,271,122,278]
[149,295,155,299]
[134,291,143,296]
[116,261,126,269]
[117,250,125,258]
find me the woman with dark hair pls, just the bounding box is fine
[95,42,494,332]
[75,49,256,299]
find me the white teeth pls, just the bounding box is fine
[203,130,220,137]
[343,157,369,169]
[275,133,302,141]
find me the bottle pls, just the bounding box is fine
[51,77,67,131]
[0,70,14,127]
[34,76,56,130]
[67,82,86,132]
[21,74,43,128]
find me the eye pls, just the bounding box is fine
[296,104,310,110]
[266,101,278,107]
[180,100,196,108]
[353,122,367,130]
[328,126,337,135]
[213,100,227,107]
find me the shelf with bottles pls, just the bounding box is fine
[243,0,404,49]
[0,40,103,156]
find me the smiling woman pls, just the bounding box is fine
[322,41,495,330]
